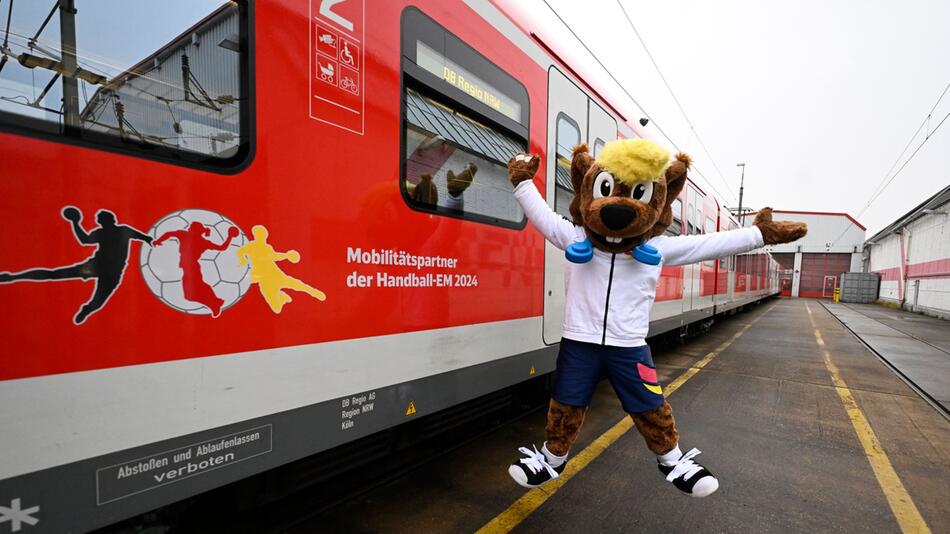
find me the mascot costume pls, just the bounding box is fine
[506,139,807,497]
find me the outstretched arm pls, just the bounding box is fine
[654,208,807,266]
[207,226,240,251]
[653,227,765,266]
[509,153,581,250]
[153,229,185,247]
[126,226,153,245]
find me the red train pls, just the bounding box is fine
[0,1,778,530]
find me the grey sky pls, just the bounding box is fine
[544,0,950,237]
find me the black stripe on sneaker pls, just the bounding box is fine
[658,463,714,494]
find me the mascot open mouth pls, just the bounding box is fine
[588,231,639,248]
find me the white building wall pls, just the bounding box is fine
[864,198,950,318]
[867,233,902,303]
[904,204,949,264]
[905,202,950,317]
[917,278,950,317]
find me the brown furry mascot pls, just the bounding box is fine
[506,139,806,497]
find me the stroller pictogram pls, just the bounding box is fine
[319,61,335,83]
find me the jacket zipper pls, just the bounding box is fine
[602,253,616,345]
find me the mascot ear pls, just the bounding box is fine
[570,144,593,193]
[568,144,594,224]
[650,152,691,237]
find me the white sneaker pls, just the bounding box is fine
[657,448,719,497]
[508,446,565,488]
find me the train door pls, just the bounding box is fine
[588,100,617,159]
[544,68,588,344]
[682,185,701,313]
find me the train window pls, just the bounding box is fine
[554,114,580,219]
[403,89,525,223]
[703,216,716,265]
[686,187,700,235]
[665,197,683,236]
[401,8,529,228]
[592,137,606,158]
[0,1,251,171]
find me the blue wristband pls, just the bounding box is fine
[566,238,594,264]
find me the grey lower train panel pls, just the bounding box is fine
[1,296,775,533]
[648,309,713,337]
[0,345,558,534]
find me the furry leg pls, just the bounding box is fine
[544,398,588,456]
[629,400,679,455]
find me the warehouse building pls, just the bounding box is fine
[864,184,950,319]
[748,210,865,298]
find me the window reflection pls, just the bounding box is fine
[0,1,244,161]
[554,114,580,220]
[404,89,523,223]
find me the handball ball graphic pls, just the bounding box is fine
[140,209,251,315]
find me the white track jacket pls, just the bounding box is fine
[514,180,765,347]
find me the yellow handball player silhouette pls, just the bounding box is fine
[237,225,326,313]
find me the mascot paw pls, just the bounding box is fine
[447,163,477,198]
[508,153,540,187]
[753,207,808,245]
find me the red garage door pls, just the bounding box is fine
[799,253,851,298]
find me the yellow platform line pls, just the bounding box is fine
[476,305,774,534]
[805,303,930,534]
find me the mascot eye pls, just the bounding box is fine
[593,172,615,199]
[630,182,654,203]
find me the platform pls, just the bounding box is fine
[294,299,950,533]
[823,301,950,413]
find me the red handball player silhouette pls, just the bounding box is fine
[153,222,239,317]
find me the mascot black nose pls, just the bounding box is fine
[600,204,636,230]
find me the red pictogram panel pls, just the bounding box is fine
[310,0,364,134]
[338,36,360,70]
[316,24,338,59]
[338,65,359,95]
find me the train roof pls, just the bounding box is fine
[492,0,731,212]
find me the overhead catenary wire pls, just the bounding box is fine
[539,0,734,205]
[829,80,950,246]
[859,81,950,219]
[864,109,949,211]
[615,0,738,205]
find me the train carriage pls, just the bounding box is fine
[0,1,778,531]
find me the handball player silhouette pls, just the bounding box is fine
[0,207,152,324]
[153,222,239,317]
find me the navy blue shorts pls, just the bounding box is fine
[552,338,665,414]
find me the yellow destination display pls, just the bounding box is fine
[416,41,522,123]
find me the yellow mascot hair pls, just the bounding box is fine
[595,138,671,185]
